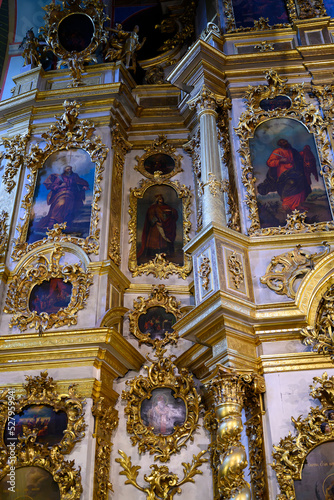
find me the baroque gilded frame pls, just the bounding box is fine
[12,100,108,260]
[41,0,107,87]
[134,135,182,180]
[235,70,334,236]
[128,285,182,348]
[128,176,192,279]
[0,371,85,466]
[4,244,93,332]
[272,372,334,499]
[122,354,201,462]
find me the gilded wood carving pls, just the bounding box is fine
[122,353,201,462]
[260,242,330,299]
[128,176,192,279]
[0,372,85,497]
[235,70,334,236]
[0,211,8,258]
[41,0,108,87]
[116,449,207,500]
[0,133,30,193]
[92,397,119,500]
[128,285,182,348]
[302,283,334,359]
[272,372,334,499]
[135,135,182,180]
[4,245,93,332]
[12,100,108,260]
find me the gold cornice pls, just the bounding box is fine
[258,352,334,373]
[0,328,145,373]
[222,27,296,41]
[184,222,334,253]
[0,378,97,398]
[125,283,192,294]
[293,17,331,29]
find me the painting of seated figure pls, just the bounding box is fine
[249,117,332,228]
[27,148,95,244]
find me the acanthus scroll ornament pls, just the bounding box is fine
[116,449,207,500]
[228,251,244,289]
[187,85,231,115]
[0,133,30,193]
[198,255,211,291]
[260,242,330,299]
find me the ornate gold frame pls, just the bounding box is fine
[235,70,334,236]
[12,100,108,260]
[4,245,93,332]
[41,0,107,87]
[272,372,334,499]
[0,430,82,499]
[134,135,182,180]
[128,176,192,279]
[128,285,182,348]
[122,354,201,462]
[0,371,85,466]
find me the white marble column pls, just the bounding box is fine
[188,86,229,228]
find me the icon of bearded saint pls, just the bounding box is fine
[37,165,89,232]
[258,139,318,211]
[137,194,178,263]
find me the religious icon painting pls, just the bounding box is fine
[0,466,61,500]
[140,388,186,436]
[12,100,108,260]
[27,149,95,244]
[129,285,182,348]
[229,0,289,29]
[134,135,182,180]
[0,371,85,458]
[235,70,334,236]
[249,117,332,229]
[128,179,192,279]
[122,355,200,462]
[4,246,93,331]
[3,404,68,448]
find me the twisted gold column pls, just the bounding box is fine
[207,365,265,500]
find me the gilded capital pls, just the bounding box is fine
[187,85,230,115]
